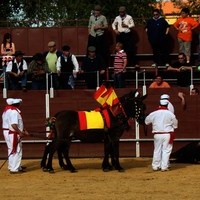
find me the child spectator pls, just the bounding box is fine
[174,7,199,63]
[113,42,127,88]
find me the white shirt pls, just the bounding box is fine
[112,14,135,33]
[2,110,9,129]
[6,59,28,74]
[56,54,79,72]
[145,108,178,133]
[7,109,24,132]
[168,101,174,113]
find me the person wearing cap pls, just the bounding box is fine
[112,6,135,66]
[6,50,28,91]
[160,94,174,113]
[2,98,29,173]
[44,41,62,89]
[88,5,108,62]
[28,53,50,90]
[56,45,79,89]
[145,99,178,172]
[81,46,105,89]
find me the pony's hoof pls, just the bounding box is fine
[61,165,68,170]
[48,169,55,173]
[118,168,125,172]
[70,169,77,173]
[42,167,48,172]
[103,168,110,172]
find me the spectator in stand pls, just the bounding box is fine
[149,75,170,88]
[190,87,199,95]
[112,6,135,66]
[113,42,127,88]
[1,33,16,80]
[44,41,62,89]
[1,33,16,66]
[81,46,105,89]
[88,5,108,63]
[28,53,50,90]
[56,45,79,89]
[167,52,192,87]
[6,51,27,91]
[173,7,199,64]
[145,9,170,67]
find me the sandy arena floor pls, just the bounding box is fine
[0,157,200,200]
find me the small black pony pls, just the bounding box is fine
[42,90,146,173]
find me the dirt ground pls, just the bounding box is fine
[0,157,200,200]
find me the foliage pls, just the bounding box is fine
[0,0,159,27]
[171,0,200,14]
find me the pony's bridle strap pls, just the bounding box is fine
[109,102,128,120]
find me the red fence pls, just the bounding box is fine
[0,25,199,57]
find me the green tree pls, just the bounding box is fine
[1,0,159,27]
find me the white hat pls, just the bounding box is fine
[6,98,14,105]
[12,98,22,104]
[160,99,169,106]
[160,94,170,100]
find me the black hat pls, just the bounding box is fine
[62,45,70,51]
[88,46,96,52]
[94,5,101,11]
[119,6,126,12]
[33,53,44,61]
[14,50,24,57]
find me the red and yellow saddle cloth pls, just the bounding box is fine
[78,110,110,131]
[78,85,119,131]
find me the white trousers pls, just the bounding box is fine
[152,133,172,170]
[3,131,22,172]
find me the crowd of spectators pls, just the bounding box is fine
[0,6,200,91]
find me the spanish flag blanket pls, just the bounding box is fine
[78,85,119,131]
[78,110,110,131]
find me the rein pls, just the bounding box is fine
[109,102,127,119]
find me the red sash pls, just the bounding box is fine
[169,132,175,144]
[9,130,19,154]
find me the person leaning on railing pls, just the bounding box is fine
[80,46,105,89]
[166,52,192,87]
[28,53,50,90]
[56,45,79,89]
[6,50,28,91]
[149,74,170,88]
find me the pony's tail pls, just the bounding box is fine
[46,117,57,139]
